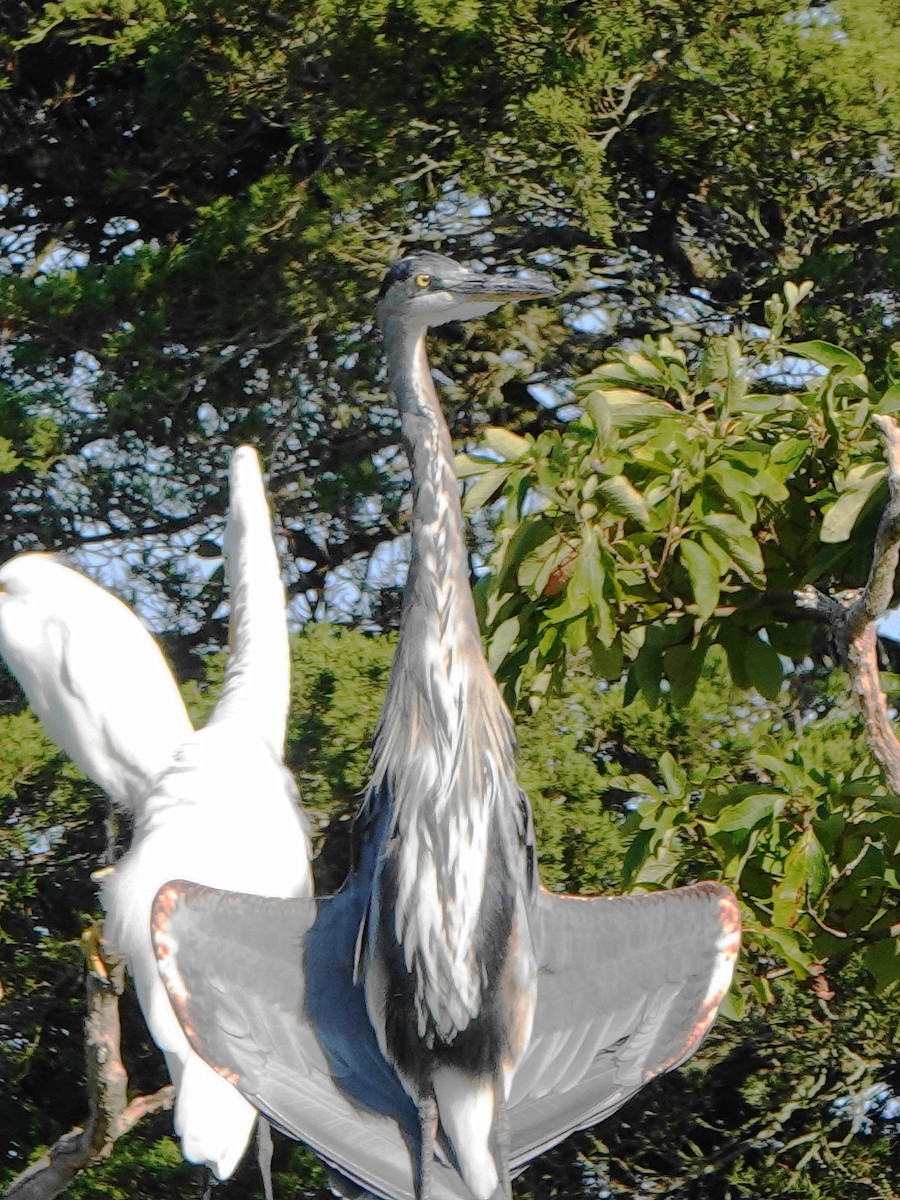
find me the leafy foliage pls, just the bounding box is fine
[463,292,893,709]
[2,0,900,636]
[1,1,899,1193]
[3,614,899,1196]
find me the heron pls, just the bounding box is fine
[151,254,741,1200]
[0,446,313,1182]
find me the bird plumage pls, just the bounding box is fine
[0,447,312,1180]
[151,255,741,1200]
[0,552,192,810]
[103,444,312,1178]
[354,252,556,1199]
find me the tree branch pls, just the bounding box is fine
[795,415,900,798]
[2,931,175,1200]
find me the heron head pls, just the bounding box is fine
[376,252,557,334]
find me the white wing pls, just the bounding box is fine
[0,552,192,809]
[103,445,313,1178]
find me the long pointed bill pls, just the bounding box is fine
[443,274,558,305]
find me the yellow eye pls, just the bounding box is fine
[414,273,431,288]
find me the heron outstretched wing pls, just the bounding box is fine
[509,882,741,1166]
[151,880,473,1200]
[153,878,739,1197]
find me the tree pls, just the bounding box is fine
[1,0,899,1193]
[2,0,900,635]
[4,308,900,1197]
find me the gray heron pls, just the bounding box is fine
[151,255,741,1200]
[0,446,313,1181]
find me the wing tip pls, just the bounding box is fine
[652,881,741,1075]
[151,879,195,1010]
[151,881,243,1090]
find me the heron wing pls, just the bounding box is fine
[509,881,740,1166]
[151,880,472,1200]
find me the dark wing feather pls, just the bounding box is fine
[509,881,740,1166]
[151,880,472,1200]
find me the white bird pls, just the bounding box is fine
[0,551,193,809]
[0,446,313,1181]
[102,445,312,1178]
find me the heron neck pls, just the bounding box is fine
[208,495,290,754]
[386,324,482,646]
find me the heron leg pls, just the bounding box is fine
[494,1091,512,1200]
[200,1169,217,1200]
[257,1116,275,1200]
[416,1095,438,1200]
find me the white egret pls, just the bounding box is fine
[102,445,312,1179]
[1,446,312,1181]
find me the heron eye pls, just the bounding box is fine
[414,273,431,288]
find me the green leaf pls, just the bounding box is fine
[480,427,531,462]
[663,641,708,705]
[583,387,669,429]
[595,474,650,525]
[622,827,653,885]
[864,937,900,993]
[569,529,604,604]
[562,614,589,653]
[454,452,496,479]
[544,588,589,624]
[461,467,511,514]
[711,792,783,832]
[717,984,747,1022]
[487,616,521,673]
[700,513,765,580]
[821,490,872,543]
[820,463,886,542]
[679,539,720,619]
[658,751,687,798]
[590,638,624,679]
[518,534,567,593]
[743,635,784,699]
[630,645,662,706]
[498,517,557,591]
[767,437,809,482]
[874,383,900,416]
[789,340,865,374]
[591,592,616,647]
[586,391,611,441]
[757,924,815,974]
[772,827,829,928]
[751,469,790,503]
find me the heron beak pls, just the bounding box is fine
[444,274,558,304]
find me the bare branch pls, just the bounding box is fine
[795,415,900,798]
[1,1131,92,1200]
[115,1087,176,1139]
[2,932,174,1200]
